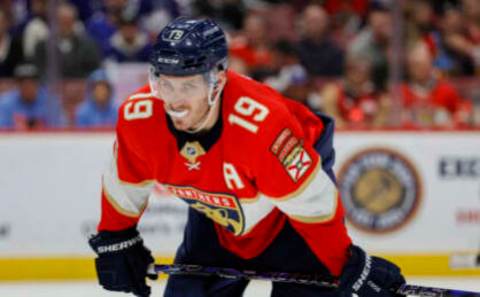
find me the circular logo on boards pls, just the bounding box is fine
[338,148,421,233]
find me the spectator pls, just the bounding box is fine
[105,14,151,62]
[0,9,24,77]
[318,53,391,128]
[75,69,118,128]
[22,0,49,60]
[401,42,471,127]
[405,0,436,49]
[69,0,96,22]
[2,0,29,33]
[348,3,392,91]
[298,5,343,77]
[86,0,126,56]
[192,0,245,31]
[86,0,168,55]
[463,0,480,44]
[72,0,156,23]
[0,63,65,130]
[322,0,369,18]
[34,2,101,78]
[431,6,476,76]
[229,12,272,75]
[460,0,480,72]
[296,4,344,77]
[322,0,367,48]
[140,0,180,38]
[264,40,310,103]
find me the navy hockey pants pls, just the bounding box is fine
[164,114,341,297]
[163,210,341,297]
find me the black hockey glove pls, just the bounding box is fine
[339,245,406,297]
[88,226,158,297]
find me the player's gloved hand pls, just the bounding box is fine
[88,226,158,297]
[339,245,405,297]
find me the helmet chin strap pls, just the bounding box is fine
[185,72,223,134]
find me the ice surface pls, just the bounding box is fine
[0,278,479,297]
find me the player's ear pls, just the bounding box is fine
[216,70,227,90]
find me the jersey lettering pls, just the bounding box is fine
[165,184,245,235]
[124,100,153,121]
[228,96,269,133]
[223,163,245,190]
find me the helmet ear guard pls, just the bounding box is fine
[148,66,162,99]
[207,72,219,106]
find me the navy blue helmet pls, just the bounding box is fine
[149,17,228,76]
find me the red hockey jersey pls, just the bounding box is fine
[98,70,351,276]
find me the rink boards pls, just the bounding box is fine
[0,131,479,280]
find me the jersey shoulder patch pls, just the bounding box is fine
[269,127,313,182]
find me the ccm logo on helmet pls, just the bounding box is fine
[157,57,180,65]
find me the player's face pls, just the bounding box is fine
[157,74,211,131]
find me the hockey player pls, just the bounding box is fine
[89,17,405,297]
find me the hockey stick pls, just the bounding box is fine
[152,264,480,297]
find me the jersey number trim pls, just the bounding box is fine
[228,96,269,133]
[124,100,153,121]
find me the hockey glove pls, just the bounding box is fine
[88,226,158,297]
[339,245,405,297]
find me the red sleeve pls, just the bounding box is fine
[254,105,351,276]
[97,102,154,231]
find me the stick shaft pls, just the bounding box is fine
[153,264,480,297]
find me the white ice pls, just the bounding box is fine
[0,278,479,297]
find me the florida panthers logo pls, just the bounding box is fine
[164,184,245,235]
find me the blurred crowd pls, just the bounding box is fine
[0,0,479,130]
